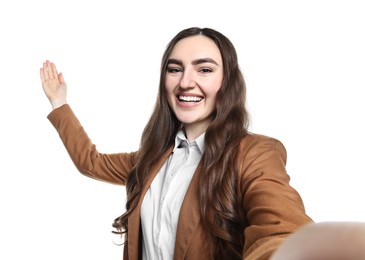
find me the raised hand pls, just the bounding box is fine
[40,60,67,109]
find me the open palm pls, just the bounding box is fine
[40,60,67,109]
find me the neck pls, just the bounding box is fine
[183,119,211,141]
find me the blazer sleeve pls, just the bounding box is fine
[237,135,313,260]
[47,104,137,185]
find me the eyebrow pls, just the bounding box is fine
[167,58,219,66]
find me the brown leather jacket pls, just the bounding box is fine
[48,104,312,260]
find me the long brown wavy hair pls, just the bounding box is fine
[113,27,249,259]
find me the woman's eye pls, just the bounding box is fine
[199,68,213,73]
[167,67,182,73]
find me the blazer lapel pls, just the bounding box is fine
[127,147,174,260]
[173,164,202,259]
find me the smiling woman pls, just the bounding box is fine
[165,35,223,141]
[39,27,365,260]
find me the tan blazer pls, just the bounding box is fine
[48,105,312,260]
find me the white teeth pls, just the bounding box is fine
[178,96,203,102]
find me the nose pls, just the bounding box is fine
[179,69,196,89]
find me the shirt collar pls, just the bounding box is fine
[173,129,205,154]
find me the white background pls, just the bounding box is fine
[1,0,364,259]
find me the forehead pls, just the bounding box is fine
[169,35,222,63]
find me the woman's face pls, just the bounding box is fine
[165,35,223,138]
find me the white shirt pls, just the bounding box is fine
[140,130,205,260]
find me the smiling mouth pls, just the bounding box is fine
[178,95,203,102]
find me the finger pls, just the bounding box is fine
[45,60,53,79]
[43,61,50,80]
[50,62,59,79]
[40,68,46,82]
[45,60,55,79]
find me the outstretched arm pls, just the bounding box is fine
[270,222,365,260]
[40,60,67,109]
[41,60,135,185]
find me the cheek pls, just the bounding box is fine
[165,77,176,95]
[206,79,222,98]
[164,84,175,107]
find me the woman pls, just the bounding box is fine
[40,27,313,259]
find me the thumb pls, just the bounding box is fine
[58,72,66,85]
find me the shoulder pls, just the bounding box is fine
[234,133,291,196]
[236,133,288,171]
[239,133,286,155]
